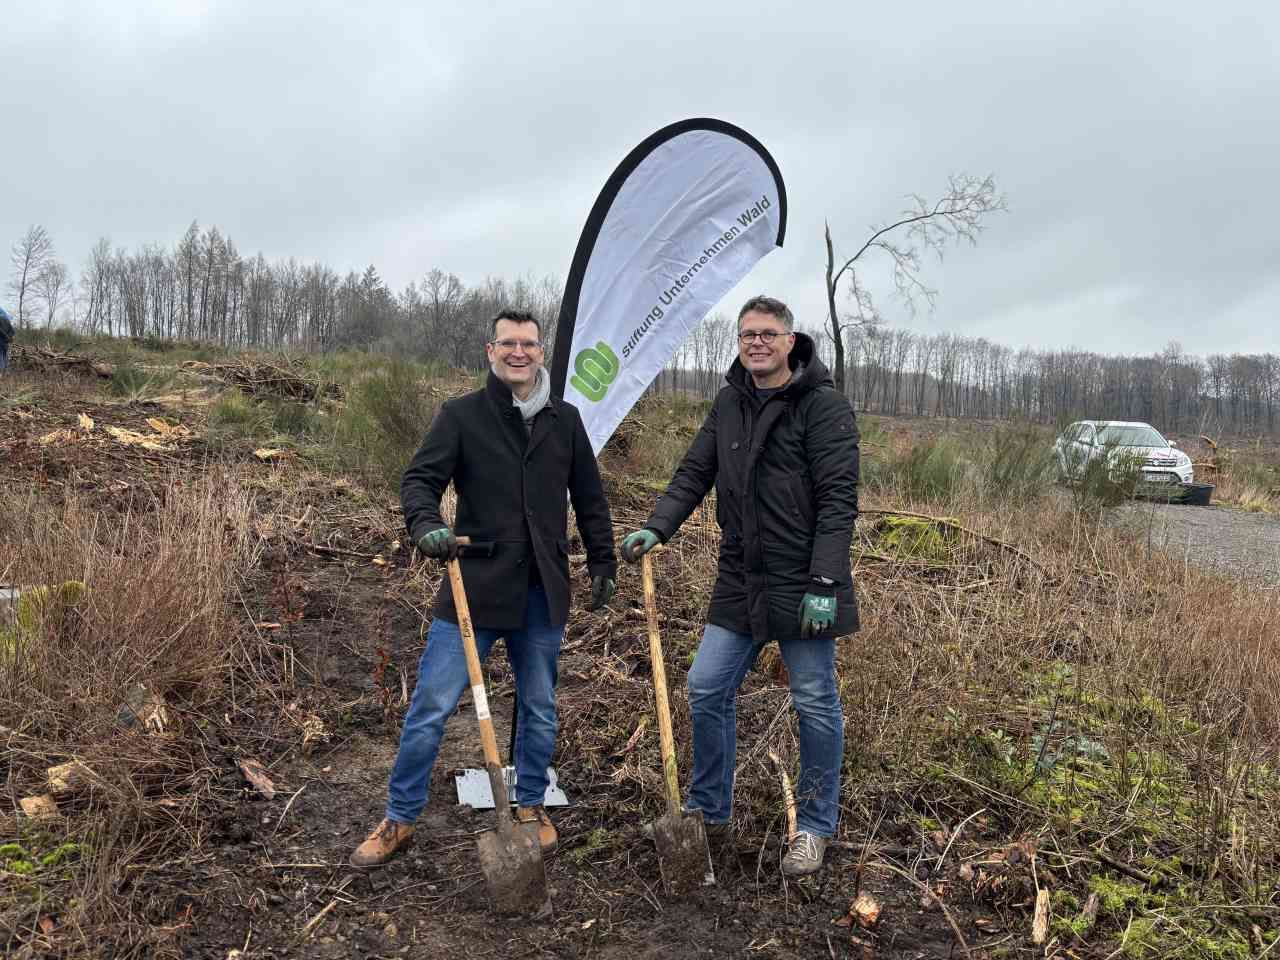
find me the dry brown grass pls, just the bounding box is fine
[581,417,1280,954]
[0,476,260,956]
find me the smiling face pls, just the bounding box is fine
[485,318,543,397]
[737,308,796,388]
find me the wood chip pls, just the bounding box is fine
[1032,888,1050,944]
[238,757,276,799]
[19,794,60,820]
[47,759,91,796]
[851,892,882,929]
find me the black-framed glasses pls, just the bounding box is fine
[738,330,787,345]
[489,338,544,352]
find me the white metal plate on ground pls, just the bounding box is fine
[454,766,569,809]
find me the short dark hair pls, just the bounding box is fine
[490,310,541,340]
[737,295,794,332]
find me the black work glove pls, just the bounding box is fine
[590,575,615,612]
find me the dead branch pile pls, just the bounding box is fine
[11,345,115,379]
[182,358,343,402]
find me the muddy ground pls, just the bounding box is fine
[2,373,971,959]
[11,368,1274,958]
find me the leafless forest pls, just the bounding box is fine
[8,222,1279,436]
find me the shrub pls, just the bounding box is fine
[1069,443,1142,511]
[207,388,268,440]
[335,358,443,491]
[977,423,1056,504]
[872,436,969,503]
[109,361,174,401]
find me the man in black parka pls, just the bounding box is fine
[350,309,617,868]
[621,295,859,877]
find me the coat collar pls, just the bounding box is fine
[484,369,559,459]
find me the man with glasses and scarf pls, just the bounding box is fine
[351,309,617,867]
[621,295,859,877]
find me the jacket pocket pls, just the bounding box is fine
[783,474,815,528]
[458,540,496,559]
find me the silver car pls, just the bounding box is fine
[1053,420,1194,487]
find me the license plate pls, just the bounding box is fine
[1142,473,1171,483]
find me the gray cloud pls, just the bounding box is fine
[3,0,1278,355]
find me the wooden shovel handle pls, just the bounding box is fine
[641,552,682,817]
[444,538,513,827]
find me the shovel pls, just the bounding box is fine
[640,551,715,895]
[446,539,551,916]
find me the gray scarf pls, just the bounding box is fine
[505,365,551,432]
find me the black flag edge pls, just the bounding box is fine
[549,117,788,398]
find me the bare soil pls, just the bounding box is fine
[1,375,968,960]
[7,371,1273,959]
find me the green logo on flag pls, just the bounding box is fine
[570,342,620,402]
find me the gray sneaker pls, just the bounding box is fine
[781,831,828,877]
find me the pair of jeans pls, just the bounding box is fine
[385,585,563,824]
[685,623,844,837]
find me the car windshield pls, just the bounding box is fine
[1097,424,1166,447]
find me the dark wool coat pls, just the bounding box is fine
[645,333,860,643]
[401,371,617,630]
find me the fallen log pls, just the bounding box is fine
[183,358,341,402]
[12,345,114,379]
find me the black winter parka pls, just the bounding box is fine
[401,372,617,630]
[645,334,860,643]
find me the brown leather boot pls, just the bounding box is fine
[514,805,557,853]
[348,818,414,868]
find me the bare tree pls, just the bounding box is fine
[7,225,55,328]
[35,259,70,326]
[824,174,1005,395]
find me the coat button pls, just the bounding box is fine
[731,441,740,450]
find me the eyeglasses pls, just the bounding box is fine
[489,338,544,352]
[738,330,788,345]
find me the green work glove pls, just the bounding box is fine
[416,526,458,560]
[590,575,615,612]
[798,591,837,639]
[620,528,661,564]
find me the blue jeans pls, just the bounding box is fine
[386,585,563,824]
[686,624,844,837]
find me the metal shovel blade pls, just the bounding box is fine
[476,820,550,915]
[474,763,550,916]
[652,807,715,896]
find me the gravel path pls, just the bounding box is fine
[1114,500,1280,588]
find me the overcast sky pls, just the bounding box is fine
[3,0,1278,356]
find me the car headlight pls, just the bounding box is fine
[1175,452,1190,466]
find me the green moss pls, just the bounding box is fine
[16,581,87,634]
[873,514,958,560]
[3,581,87,660]
[1121,917,1159,958]
[1051,889,1081,914]
[40,843,81,868]
[1088,875,1149,917]
[566,828,613,865]
[0,843,27,860]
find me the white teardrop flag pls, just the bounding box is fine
[550,118,787,453]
